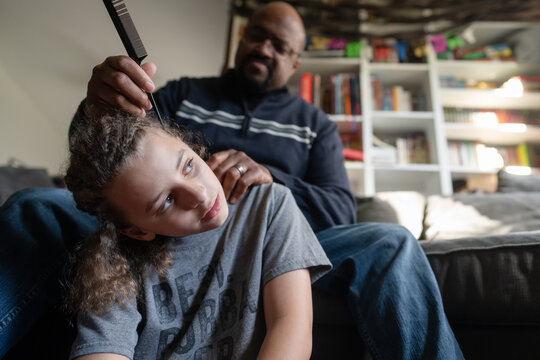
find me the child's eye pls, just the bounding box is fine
[183,158,194,175]
[161,193,174,212]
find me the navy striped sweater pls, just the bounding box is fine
[74,70,356,232]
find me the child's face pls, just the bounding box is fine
[105,130,229,241]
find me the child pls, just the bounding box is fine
[64,114,331,360]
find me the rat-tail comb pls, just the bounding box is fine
[102,0,165,127]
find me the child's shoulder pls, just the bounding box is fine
[244,183,292,203]
[230,183,293,218]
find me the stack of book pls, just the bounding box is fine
[371,76,426,111]
[444,107,540,125]
[298,72,361,115]
[372,134,397,163]
[340,129,363,161]
[448,141,491,168]
[497,143,539,168]
[374,133,430,164]
[448,141,539,168]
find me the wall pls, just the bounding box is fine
[0,0,229,174]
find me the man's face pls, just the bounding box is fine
[105,130,229,240]
[234,12,303,94]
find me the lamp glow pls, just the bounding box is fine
[472,112,498,127]
[498,123,527,132]
[494,76,523,98]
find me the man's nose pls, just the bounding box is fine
[254,38,274,56]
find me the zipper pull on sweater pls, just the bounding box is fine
[241,97,253,136]
[242,111,252,136]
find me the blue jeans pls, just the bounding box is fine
[0,188,98,357]
[0,188,463,359]
[315,224,464,360]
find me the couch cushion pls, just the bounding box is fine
[423,192,540,240]
[0,166,55,206]
[422,232,540,326]
[497,169,540,193]
[356,191,425,239]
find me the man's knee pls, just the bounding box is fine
[317,222,421,262]
[2,187,71,211]
[1,187,98,249]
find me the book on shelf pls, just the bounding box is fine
[371,75,425,111]
[313,74,321,109]
[340,129,363,161]
[448,141,539,169]
[299,73,313,104]
[376,132,429,164]
[448,141,483,168]
[349,75,361,115]
[372,146,397,164]
[444,107,540,125]
[342,74,351,115]
[440,75,540,93]
[298,72,361,115]
[517,143,530,167]
[328,73,362,115]
[528,146,540,168]
[332,74,342,114]
[343,148,364,161]
[439,75,499,89]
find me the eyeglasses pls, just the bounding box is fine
[242,26,299,58]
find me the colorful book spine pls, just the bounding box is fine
[299,73,313,104]
[517,143,530,166]
[313,74,321,108]
[333,74,343,114]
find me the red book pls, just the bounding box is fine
[343,148,364,161]
[299,73,313,103]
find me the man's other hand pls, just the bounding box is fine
[207,149,273,203]
[85,56,157,117]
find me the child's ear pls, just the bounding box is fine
[120,227,156,241]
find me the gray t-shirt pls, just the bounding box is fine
[70,183,331,360]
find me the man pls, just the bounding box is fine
[0,2,464,359]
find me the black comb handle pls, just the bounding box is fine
[103,0,147,64]
[102,0,165,127]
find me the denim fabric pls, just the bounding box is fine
[315,223,464,360]
[0,189,463,360]
[0,188,98,358]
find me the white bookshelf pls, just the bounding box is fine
[291,21,540,195]
[439,89,540,109]
[445,123,540,145]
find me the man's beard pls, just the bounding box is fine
[237,55,275,94]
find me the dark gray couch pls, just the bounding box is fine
[312,173,540,359]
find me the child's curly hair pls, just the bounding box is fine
[64,113,205,314]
